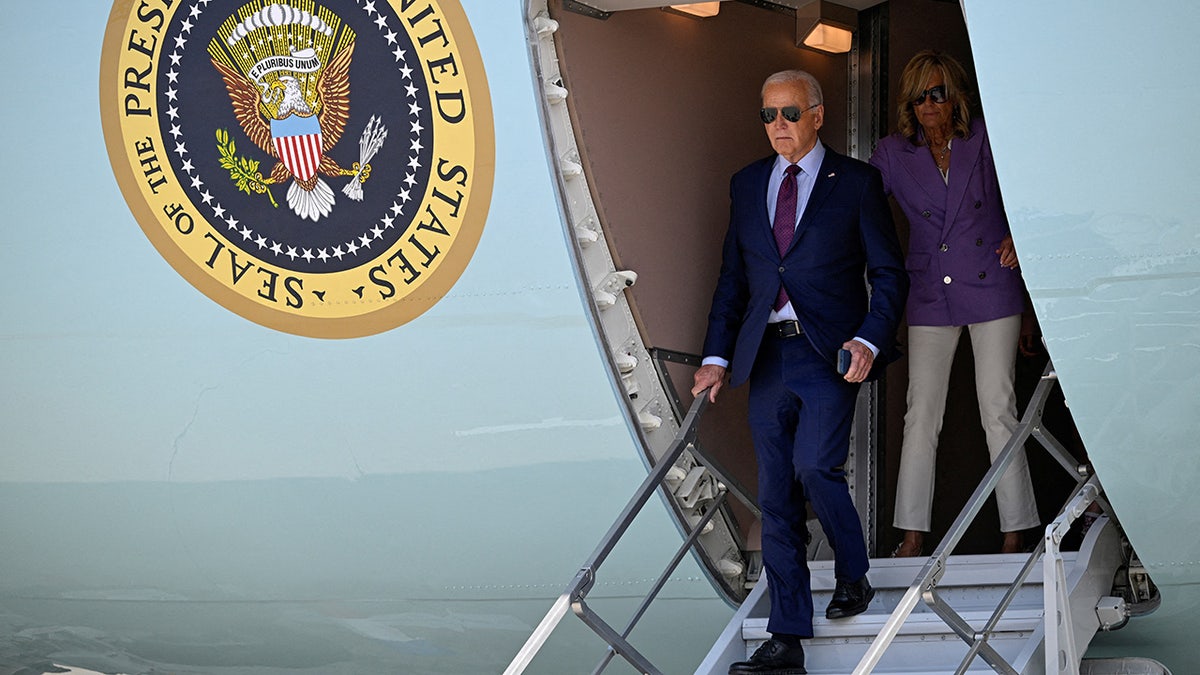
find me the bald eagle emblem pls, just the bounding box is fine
[208,4,386,221]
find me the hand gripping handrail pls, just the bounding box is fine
[504,391,714,675]
[852,363,1101,674]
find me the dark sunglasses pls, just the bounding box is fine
[760,104,819,124]
[912,85,948,105]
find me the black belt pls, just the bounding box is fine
[770,320,804,338]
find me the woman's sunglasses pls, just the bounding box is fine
[912,85,948,106]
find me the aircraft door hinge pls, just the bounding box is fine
[593,270,637,310]
[532,15,559,36]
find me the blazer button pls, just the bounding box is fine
[922,210,932,218]
[939,243,949,252]
[978,271,987,279]
[943,275,952,284]
[779,266,786,273]
[974,200,983,209]
[976,238,984,246]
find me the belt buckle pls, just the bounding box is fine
[777,320,802,338]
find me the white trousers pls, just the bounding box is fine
[893,314,1040,533]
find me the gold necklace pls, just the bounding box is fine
[931,140,951,174]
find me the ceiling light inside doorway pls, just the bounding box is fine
[797,0,856,54]
[668,2,720,18]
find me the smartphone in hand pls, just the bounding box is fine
[836,348,852,375]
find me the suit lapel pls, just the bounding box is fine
[943,128,982,236]
[895,138,946,204]
[790,151,840,250]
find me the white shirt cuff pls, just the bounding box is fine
[853,337,879,358]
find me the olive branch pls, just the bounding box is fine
[215,128,278,208]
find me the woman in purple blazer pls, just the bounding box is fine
[869,51,1038,557]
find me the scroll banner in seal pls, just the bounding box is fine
[100,0,495,338]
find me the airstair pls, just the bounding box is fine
[504,366,1166,675]
[696,514,1138,674]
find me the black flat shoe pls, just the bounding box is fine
[825,577,875,619]
[728,638,807,674]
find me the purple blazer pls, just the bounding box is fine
[869,118,1025,327]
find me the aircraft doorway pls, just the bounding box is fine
[538,0,1083,593]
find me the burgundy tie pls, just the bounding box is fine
[774,164,801,310]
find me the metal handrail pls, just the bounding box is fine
[852,363,1099,674]
[650,347,761,520]
[504,390,717,675]
[589,489,730,674]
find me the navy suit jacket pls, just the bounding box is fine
[702,148,908,387]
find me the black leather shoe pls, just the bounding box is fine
[825,576,875,619]
[728,638,806,674]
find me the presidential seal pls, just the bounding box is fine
[101,0,494,338]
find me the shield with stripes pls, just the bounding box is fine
[270,115,323,182]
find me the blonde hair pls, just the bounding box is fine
[895,50,973,142]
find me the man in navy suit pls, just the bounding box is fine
[693,70,907,674]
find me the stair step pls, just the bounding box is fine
[743,607,1043,640]
[740,628,1037,674]
[737,640,1036,674]
[735,555,1053,673]
[696,522,1125,675]
[741,606,1042,674]
[804,553,1066,592]
[802,586,1046,618]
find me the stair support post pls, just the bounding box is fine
[1043,478,1100,675]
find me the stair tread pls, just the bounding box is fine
[744,556,1051,647]
[743,606,1044,629]
[802,553,1063,592]
[695,514,1124,675]
[743,610,1042,641]
[737,633,1035,673]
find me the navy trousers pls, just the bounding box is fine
[748,331,870,638]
